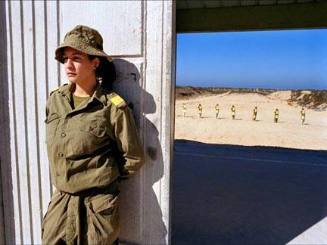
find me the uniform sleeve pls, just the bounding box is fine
[112,106,144,177]
[45,98,50,118]
[45,88,57,119]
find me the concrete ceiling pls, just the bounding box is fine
[176,0,327,32]
[177,0,319,10]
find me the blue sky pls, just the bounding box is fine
[176,29,327,90]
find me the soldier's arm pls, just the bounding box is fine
[111,103,144,177]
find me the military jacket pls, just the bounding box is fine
[45,82,144,194]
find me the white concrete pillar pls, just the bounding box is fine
[0,1,175,244]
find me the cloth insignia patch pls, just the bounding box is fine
[110,95,125,106]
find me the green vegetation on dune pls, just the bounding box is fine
[176,86,276,99]
[288,90,327,109]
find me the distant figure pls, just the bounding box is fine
[182,103,186,117]
[252,106,258,121]
[198,103,203,118]
[231,105,236,120]
[300,107,305,125]
[215,103,219,119]
[274,108,279,123]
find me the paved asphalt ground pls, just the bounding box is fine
[172,140,327,245]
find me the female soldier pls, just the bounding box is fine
[42,25,144,245]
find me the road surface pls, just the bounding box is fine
[172,140,327,245]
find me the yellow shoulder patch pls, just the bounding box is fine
[110,93,127,108]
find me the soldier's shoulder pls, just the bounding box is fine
[107,92,128,109]
[49,87,59,96]
[49,83,69,96]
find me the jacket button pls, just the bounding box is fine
[58,152,64,157]
[61,132,66,137]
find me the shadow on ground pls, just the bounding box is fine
[172,140,327,245]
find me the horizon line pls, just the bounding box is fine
[176,85,327,91]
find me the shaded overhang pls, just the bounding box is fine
[176,0,327,32]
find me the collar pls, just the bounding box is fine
[58,82,108,106]
[58,83,73,98]
[92,82,108,106]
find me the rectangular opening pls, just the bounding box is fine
[175,30,327,150]
[172,29,327,245]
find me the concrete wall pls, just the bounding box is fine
[0,1,8,243]
[0,1,175,244]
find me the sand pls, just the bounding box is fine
[175,91,327,150]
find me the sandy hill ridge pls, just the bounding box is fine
[176,87,327,110]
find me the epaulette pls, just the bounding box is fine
[109,92,127,108]
[49,87,59,96]
[50,83,69,96]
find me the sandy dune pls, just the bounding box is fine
[175,91,327,150]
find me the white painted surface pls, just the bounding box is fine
[287,217,327,244]
[1,1,174,244]
[60,1,143,57]
[34,0,53,220]
[10,1,33,243]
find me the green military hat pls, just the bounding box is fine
[55,25,112,63]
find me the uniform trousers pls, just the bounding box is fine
[42,182,120,245]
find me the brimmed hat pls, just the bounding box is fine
[55,25,112,63]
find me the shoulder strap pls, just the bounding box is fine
[108,92,127,108]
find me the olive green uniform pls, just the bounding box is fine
[42,82,144,244]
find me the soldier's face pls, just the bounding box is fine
[62,47,99,85]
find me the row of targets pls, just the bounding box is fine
[182,104,306,125]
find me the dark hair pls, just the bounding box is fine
[89,55,116,91]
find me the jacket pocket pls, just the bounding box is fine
[90,193,118,215]
[45,113,60,123]
[80,120,107,138]
[86,192,120,244]
[41,190,65,239]
[45,113,60,143]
